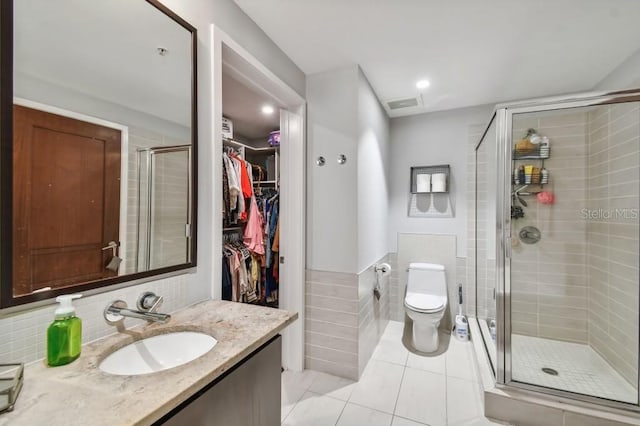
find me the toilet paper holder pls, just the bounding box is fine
[374,262,391,275]
[410,164,450,194]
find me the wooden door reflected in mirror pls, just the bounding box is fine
[13,106,122,296]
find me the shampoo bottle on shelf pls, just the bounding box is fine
[518,166,525,184]
[539,136,550,158]
[47,294,82,367]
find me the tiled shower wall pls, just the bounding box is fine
[305,255,391,380]
[510,111,589,343]
[586,103,640,387]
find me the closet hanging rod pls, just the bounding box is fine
[223,226,242,232]
[223,137,278,152]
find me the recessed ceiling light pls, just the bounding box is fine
[262,105,274,115]
[416,79,430,90]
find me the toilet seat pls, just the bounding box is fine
[405,293,446,313]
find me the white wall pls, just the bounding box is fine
[357,68,390,273]
[594,47,640,91]
[15,74,190,141]
[388,105,493,256]
[306,65,391,274]
[306,66,359,273]
[165,0,305,98]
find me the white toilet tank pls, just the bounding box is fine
[407,263,447,296]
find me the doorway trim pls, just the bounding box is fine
[211,25,306,371]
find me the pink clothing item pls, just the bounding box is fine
[243,195,265,255]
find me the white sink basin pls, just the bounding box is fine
[99,332,217,375]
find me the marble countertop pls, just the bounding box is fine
[0,300,297,426]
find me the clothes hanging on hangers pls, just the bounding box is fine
[222,143,280,306]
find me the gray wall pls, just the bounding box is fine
[357,68,390,272]
[306,66,359,273]
[388,105,493,257]
[594,47,640,92]
[306,65,391,274]
[164,0,305,98]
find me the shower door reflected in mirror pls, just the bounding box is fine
[509,103,640,404]
[475,115,498,371]
[135,147,191,272]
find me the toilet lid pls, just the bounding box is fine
[405,293,446,312]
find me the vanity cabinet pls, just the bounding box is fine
[158,335,282,426]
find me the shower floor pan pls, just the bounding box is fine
[511,334,637,404]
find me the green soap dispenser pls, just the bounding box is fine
[47,294,82,367]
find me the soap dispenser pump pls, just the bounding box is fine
[47,294,82,367]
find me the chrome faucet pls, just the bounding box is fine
[104,292,171,325]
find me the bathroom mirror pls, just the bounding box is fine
[0,0,198,308]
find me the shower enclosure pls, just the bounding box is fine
[474,89,640,411]
[135,145,192,272]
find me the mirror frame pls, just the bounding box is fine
[0,0,198,308]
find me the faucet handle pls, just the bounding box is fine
[104,300,127,324]
[137,292,163,313]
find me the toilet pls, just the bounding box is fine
[404,262,448,353]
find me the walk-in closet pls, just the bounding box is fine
[221,63,282,308]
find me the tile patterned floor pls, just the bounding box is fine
[282,321,502,425]
[511,334,637,404]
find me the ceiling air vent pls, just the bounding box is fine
[386,95,422,110]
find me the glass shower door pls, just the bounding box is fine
[507,102,640,405]
[136,146,191,271]
[475,115,499,372]
[149,148,190,269]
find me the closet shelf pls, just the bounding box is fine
[223,138,278,153]
[254,180,278,185]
